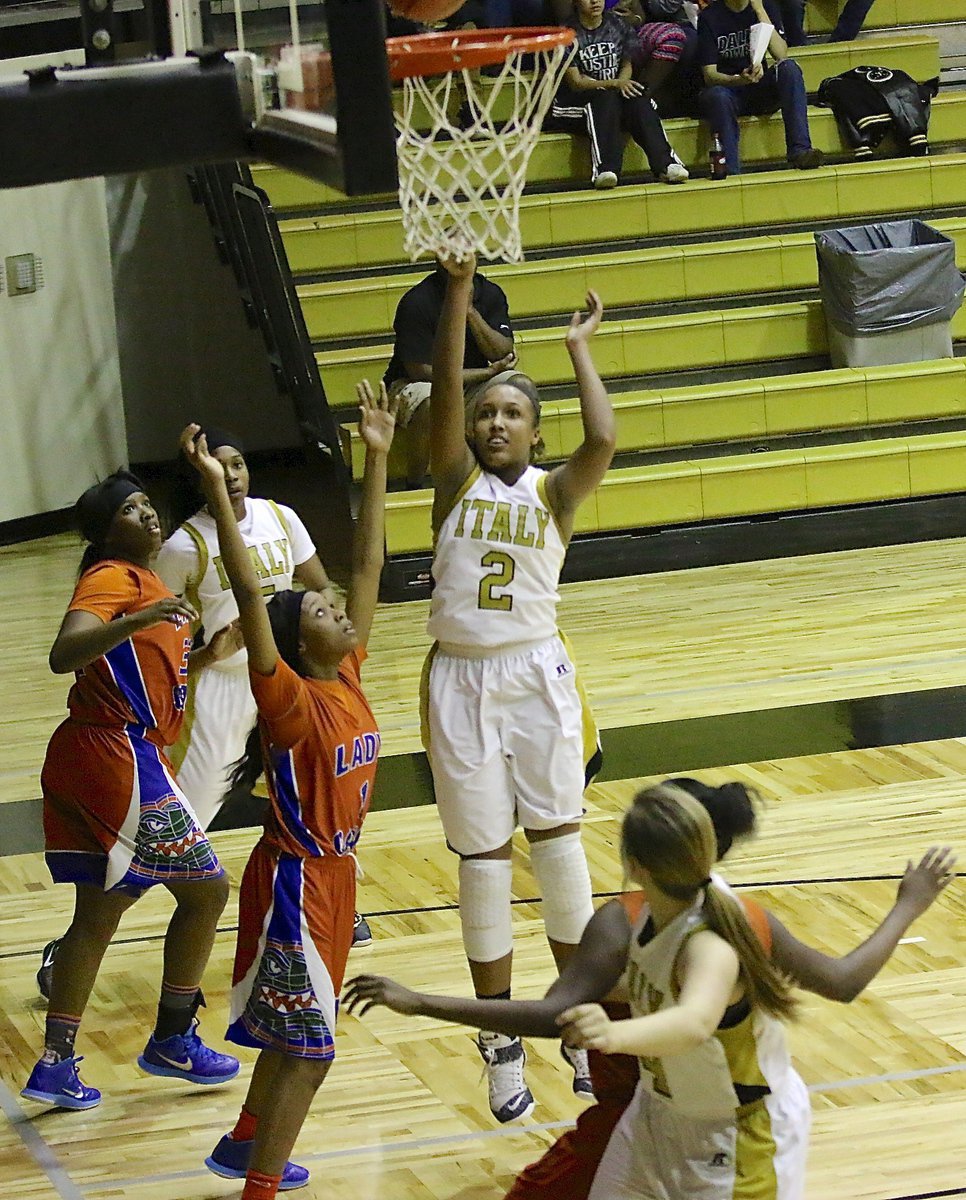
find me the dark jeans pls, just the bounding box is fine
[699,59,811,174]
[776,0,877,46]
[548,87,675,180]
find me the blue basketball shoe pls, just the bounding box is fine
[138,1019,239,1085]
[21,1056,101,1110]
[205,1134,310,1190]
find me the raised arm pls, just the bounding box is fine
[466,291,514,363]
[545,291,616,533]
[180,425,279,676]
[344,899,632,1038]
[430,253,479,510]
[293,554,330,594]
[345,381,396,650]
[769,848,956,1002]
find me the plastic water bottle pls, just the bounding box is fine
[710,134,728,180]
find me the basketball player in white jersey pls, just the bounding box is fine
[155,430,329,828]
[421,251,616,1122]
[558,783,808,1200]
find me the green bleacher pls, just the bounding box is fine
[253,5,966,569]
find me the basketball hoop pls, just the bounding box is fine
[386,27,576,264]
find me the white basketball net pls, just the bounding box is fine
[394,40,575,264]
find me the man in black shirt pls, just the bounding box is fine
[384,262,516,488]
[697,0,823,175]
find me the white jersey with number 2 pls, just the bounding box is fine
[427,465,566,650]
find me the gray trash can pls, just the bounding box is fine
[815,220,965,368]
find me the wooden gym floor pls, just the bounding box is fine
[3,531,966,1199]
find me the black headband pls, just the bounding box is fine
[75,472,146,547]
[203,427,245,456]
[266,590,304,675]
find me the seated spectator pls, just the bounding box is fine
[697,0,823,174]
[545,0,689,189]
[617,0,700,104]
[775,0,876,46]
[384,261,516,489]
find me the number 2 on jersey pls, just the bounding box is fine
[478,550,516,611]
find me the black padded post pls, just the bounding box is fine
[0,58,251,189]
[80,0,118,65]
[325,0,398,195]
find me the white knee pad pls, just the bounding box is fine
[529,833,594,945]
[458,858,514,963]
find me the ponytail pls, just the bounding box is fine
[228,589,304,794]
[623,783,796,1023]
[702,883,797,1020]
[229,723,265,795]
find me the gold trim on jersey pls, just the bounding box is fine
[557,629,601,781]
[418,642,439,755]
[180,520,208,636]
[734,1097,780,1198]
[266,498,292,544]
[535,471,568,546]
[717,1015,771,1093]
[432,466,482,542]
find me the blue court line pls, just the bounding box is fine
[0,1077,86,1200]
[95,1061,966,1195]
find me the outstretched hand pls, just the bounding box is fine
[179,424,226,498]
[356,380,398,456]
[895,846,957,921]
[343,974,422,1017]
[565,290,604,348]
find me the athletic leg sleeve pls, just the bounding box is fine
[528,833,594,945]
[458,858,514,964]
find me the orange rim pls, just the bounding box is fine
[386,26,575,81]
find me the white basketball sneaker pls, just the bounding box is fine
[477,1031,535,1124]
[561,1043,595,1101]
[660,161,689,184]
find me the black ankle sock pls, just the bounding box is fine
[44,1014,80,1063]
[476,988,511,1002]
[154,987,202,1041]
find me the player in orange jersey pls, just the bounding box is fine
[21,472,238,1113]
[346,778,955,1200]
[180,381,396,1200]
